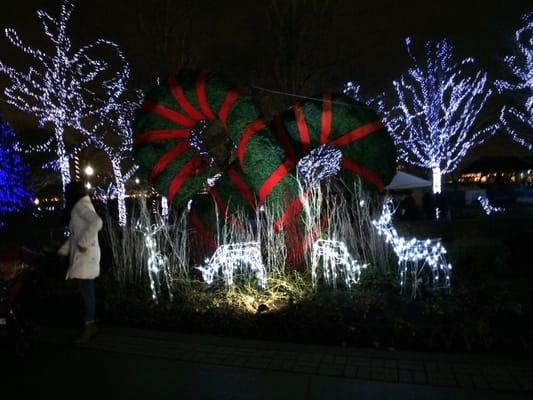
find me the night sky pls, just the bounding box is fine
[0,0,531,167]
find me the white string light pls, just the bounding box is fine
[0,1,131,194]
[206,173,223,187]
[189,120,213,164]
[496,12,532,150]
[343,81,384,108]
[0,1,139,226]
[343,81,362,101]
[297,144,342,186]
[81,63,141,226]
[135,220,169,302]
[478,195,505,215]
[196,242,267,289]
[372,198,452,298]
[161,196,168,219]
[311,239,367,288]
[379,38,498,194]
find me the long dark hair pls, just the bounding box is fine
[64,181,87,218]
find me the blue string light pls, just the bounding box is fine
[0,118,32,225]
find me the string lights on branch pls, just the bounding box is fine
[343,81,382,107]
[0,1,139,226]
[478,195,505,215]
[379,38,498,194]
[0,1,128,194]
[496,12,533,150]
[343,82,362,101]
[297,144,342,187]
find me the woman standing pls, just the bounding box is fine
[58,181,103,344]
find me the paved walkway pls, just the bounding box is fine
[35,322,532,394]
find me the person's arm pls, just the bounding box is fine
[57,237,71,256]
[77,202,103,250]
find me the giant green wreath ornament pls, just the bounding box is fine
[133,71,397,262]
[133,69,262,206]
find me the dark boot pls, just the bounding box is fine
[73,322,97,344]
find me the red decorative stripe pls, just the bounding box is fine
[142,101,196,128]
[294,103,311,150]
[294,214,329,256]
[134,129,190,145]
[167,155,205,202]
[190,210,216,250]
[218,86,245,129]
[237,119,267,165]
[150,141,190,181]
[342,156,384,192]
[227,167,256,206]
[259,159,295,204]
[273,116,297,163]
[273,194,304,231]
[210,189,241,226]
[195,70,216,120]
[331,121,383,147]
[168,75,205,121]
[320,93,332,144]
[293,228,316,260]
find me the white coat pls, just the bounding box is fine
[58,196,103,280]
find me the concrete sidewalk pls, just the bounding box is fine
[34,322,533,394]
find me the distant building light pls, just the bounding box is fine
[34,198,40,206]
[135,177,140,184]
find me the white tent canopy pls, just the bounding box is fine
[385,171,432,190]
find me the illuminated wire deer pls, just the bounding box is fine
[311,239,367,288]
[197,242,267,289]
[134,220,169,302]
[372,198,452,298]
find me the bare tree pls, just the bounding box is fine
[136,0,195,82]
[381,38,498,194]
[0,1,132,195]
[251,0,341,115]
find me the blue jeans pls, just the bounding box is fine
[78,279,95,323]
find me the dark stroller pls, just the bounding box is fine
[0,247,41,356]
